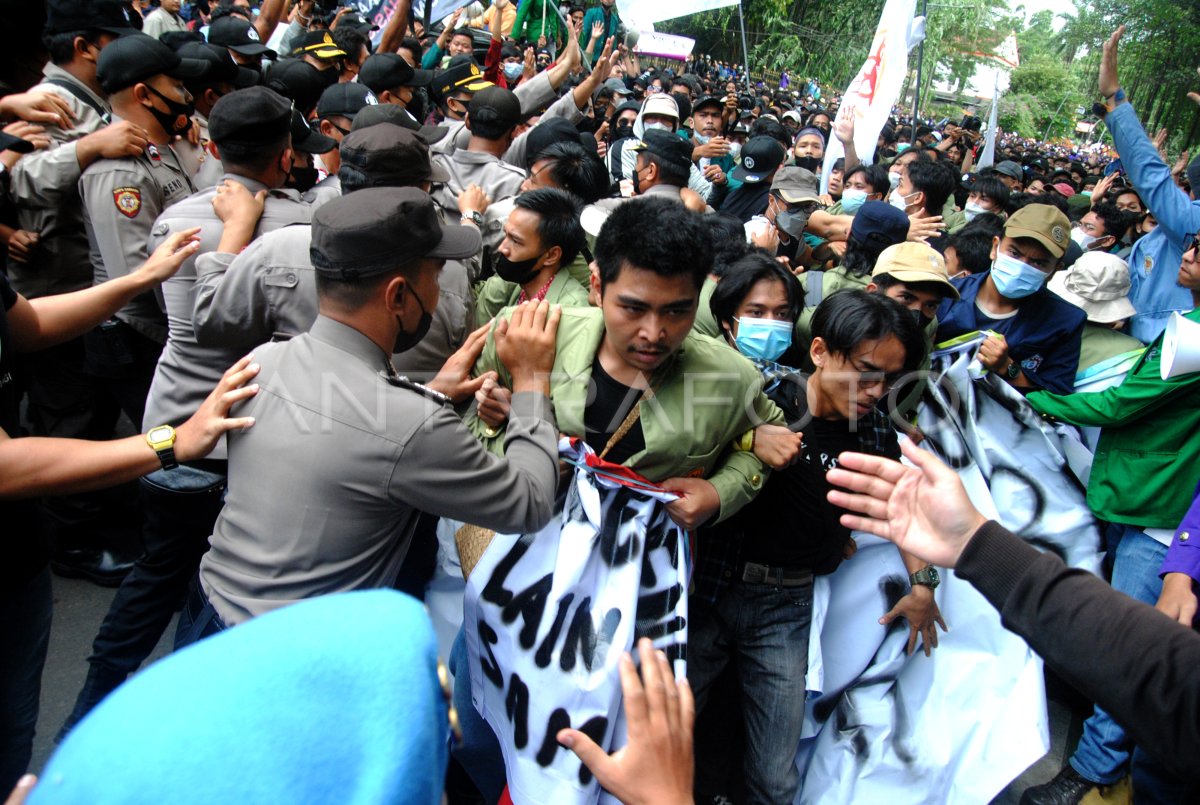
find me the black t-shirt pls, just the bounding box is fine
[713,372,900,575]
[583,357,645,465]
[0,273,49,596]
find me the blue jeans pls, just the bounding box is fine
[448,629,508,802]
[0,567,52,792]
[687,576,813,805]
[1071,526,1167,784]
[174,575,228,650]
[60,466,226,735]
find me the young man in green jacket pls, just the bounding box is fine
[470,195,782,528]
[1022,241,1200,804]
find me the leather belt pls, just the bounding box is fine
[740,562,813,588]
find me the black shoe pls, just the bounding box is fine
[51,548,135,587]
[1020,765,1101,805]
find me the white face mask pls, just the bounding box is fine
[889,188,915,213]
[644,121,673,132]
[1071,227,1099,250]
[963,200,988,222]
[888,171,902,190]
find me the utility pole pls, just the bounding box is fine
[910,0,928,122]
[1042,94,1070,142]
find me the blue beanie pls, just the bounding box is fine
[31,591,447,805]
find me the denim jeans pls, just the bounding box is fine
[1071,526,1167,784]
[60,466,226,734]
[174,575,229,650]
[448,628,508,803]
[0,567,52,792]
[687,576,813,805]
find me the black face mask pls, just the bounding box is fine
[317,65,339,88]
[394,290,433,353]
[144,84,194,137]
[913,308,933,330]
[631,165,644,196]
[815,124,831,139]
[794,154,821,172]
[289,165,320,192]
[613,122,635,141]
[494,252,542,285]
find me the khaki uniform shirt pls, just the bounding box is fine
[192,226,472,379]
[143,174,311,441]
[432,149,526,220]
[198,315,560,625]
[80,131,196,343]
[8,65,110,297]
[173,112,224,190]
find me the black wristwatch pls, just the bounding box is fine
[461,210,484,227]
[910,565,940,590]
[1005,359,1021,379]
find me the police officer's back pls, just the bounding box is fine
[190,188,562,630]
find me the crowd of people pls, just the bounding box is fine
[0,0,1197,800]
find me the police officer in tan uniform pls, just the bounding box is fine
[176,187,562,645]
[79,33,206,424]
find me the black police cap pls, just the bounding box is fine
[629,128,693,171]
[290,108,338,154]
[358,53,433,95]
[339,124,450,186]
[310,187,481,280]
[264,58,328,116]
[350,104,448,146]
[177,42,259,89]
[431,60,492,100]
[45,0,137,36]
[209,86,293,148]
[97,33,208,94]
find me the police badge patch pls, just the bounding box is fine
[113,187,142,218]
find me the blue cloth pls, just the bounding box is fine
[935,271,1086,395]
[1105,103,1198,344]
[1160,482,1200,587]
[32,590,448,805]
[1070,526,1167,783]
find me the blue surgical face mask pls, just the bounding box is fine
[840,187,868,213]
[503,62,523,81]
[694,132,710,145]
[990,253,1049,299]
[734,317,793,361]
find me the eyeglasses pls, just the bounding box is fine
[844,357,903,390]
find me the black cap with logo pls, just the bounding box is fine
[317,82,378,122]
[431,60,492,100]
[290,108,338,154]
[207,15,276,59]
[629,128,693,171]
[731,136,786,184]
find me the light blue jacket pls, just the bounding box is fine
[1106,102,1198,343]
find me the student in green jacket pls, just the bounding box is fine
[472,188,591,327]
[1023,243,1200,802]
[471,195,783,528]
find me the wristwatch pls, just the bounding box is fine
[910,565,940,590]
[461,210,484,228]
[146,424,179,471]
[1005,359,1021,379]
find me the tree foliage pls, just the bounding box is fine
[658,0,1200,153]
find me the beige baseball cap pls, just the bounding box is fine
[871,242,960,299]
[1005,203,1071,258]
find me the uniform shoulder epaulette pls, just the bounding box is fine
[380,371,450,406]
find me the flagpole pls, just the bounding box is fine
[737,0,751,91]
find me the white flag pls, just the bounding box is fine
[976,72,1001,170]
[821,0,922,193]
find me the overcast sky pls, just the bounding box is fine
[1009,0,1071,30]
